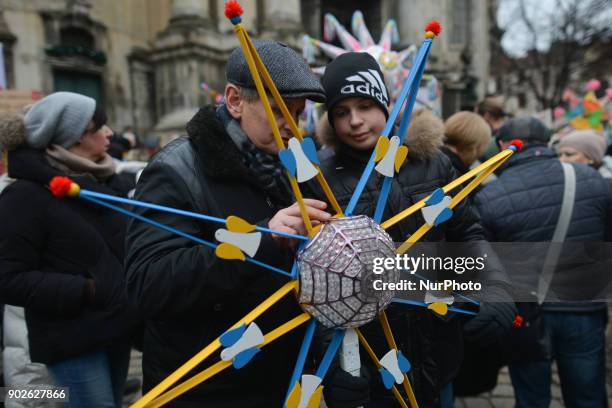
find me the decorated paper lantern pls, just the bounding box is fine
[297,215,399,329]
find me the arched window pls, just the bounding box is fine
[59,27,94,49]
[450,0,469,45]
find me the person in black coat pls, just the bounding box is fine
[316,52,516,408]
[124,40,332,407]
[0,92,138,408]
[475,117,612,408]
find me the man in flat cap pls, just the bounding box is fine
[125,40,331,406]
[475,116,612,407]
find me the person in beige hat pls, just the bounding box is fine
[558,130,606,165]
[557,130,611,178]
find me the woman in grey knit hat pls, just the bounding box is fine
[0,92,138,408]
[557,129,612,178]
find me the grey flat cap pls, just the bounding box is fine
[496,116,552,143]
[226,40,326,103]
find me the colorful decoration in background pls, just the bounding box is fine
[298,100,322,138]
[200,82,224,104]
[46,4,523,407]
[302,10,441,115]
[554,79,612,134]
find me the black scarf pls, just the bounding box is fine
[216,105,294,207]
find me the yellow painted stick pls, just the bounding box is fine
[233,26,313,233]
[245,37,302,142]
[145,313,311,408]
[314,170,345,218]
[379,312,419,408]
[395,223,431,256]
[355,328,409,408]
[245,37,344,217]
[147,360,232,408]
[234,26,284,150]
[131,280,298,408]
[381,149,513,230]
[395,154,508,255]
[444,149,512,193]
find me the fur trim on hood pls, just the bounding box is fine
[315,109,444,161]
[0,112,27,151]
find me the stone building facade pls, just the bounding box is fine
[0,0,491,138]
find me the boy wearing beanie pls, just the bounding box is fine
[316,52,516,407]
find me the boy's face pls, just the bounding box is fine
[240,96,305,155]
[331,97,386,151]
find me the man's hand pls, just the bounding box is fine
[463,282,517,345]
[269,199,331,247]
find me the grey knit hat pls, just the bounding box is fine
[24,92,96,149]
[226,40,326,103]
[559,130,606,163]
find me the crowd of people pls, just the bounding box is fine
[0,39,610,408]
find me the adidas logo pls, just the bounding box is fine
[340,69,389,106]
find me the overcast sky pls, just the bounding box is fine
[496,0,612,57]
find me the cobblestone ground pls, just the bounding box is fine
[124,313,612,407]
[454,365,563,408]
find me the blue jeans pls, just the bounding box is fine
[439,382,454,408]
[48,343,131,408]
[509,311,607,408]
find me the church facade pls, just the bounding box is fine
[0,0,491,138]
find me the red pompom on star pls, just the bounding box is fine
[49,176,80,198]
[424,21,442,38]
[224,1,243,24]
[512,315,524,329]
[509,139,524,152]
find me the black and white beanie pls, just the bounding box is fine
[321,52,390,124]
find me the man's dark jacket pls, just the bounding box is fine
[317,139,507,407]
[475,145,612,312]
[125,106,303,407]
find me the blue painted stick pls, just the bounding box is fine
[78,189,309,242]
[81,195,293,278]
[290,260,299,280]
[290,240,309,279]
[345,40,433,216]
[391,297,478,316]
[315,329,346,379]
[373,40,433,223]
[284,318,317,406]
